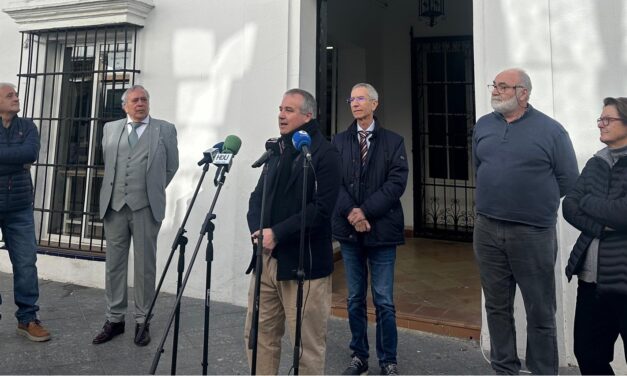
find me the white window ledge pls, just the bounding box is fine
[3,0,155,31]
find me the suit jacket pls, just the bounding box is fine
[99,117,179,222]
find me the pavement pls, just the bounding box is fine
[0,271,579,375]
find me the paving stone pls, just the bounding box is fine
[0,271,580,375]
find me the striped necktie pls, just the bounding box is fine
[359,130,370,166]
[128,122,142,148]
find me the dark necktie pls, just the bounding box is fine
[128,122,142,148]
[359,130,370,166]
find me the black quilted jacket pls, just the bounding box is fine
[563,154,627,296]
[0,116,39,212]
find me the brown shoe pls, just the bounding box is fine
[16,320,51,342]
[92,320,125,344]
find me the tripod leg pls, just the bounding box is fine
[171,240,186,374]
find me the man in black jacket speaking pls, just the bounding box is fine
[244,88,341,374]
[332,83,408,375]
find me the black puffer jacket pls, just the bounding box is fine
[331,119,408,246]
[563,154,627,296]
[0,116,39,212]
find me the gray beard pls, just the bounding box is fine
[491,95,519,114]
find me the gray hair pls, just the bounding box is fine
[284,88,317,118]
[512,68,532,94]
[351,83,379,101]
[0,82,17,91]
[121,85,150,107]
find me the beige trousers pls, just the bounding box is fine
[244,253,332,375]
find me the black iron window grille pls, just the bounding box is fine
[16,24,141,258]
[412,36,476,240]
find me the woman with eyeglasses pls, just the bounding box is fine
[563,97,627,375]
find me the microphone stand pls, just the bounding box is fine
[149,165,230,375]
[139,159,212,374]
[292,153,309,375]
[248,160,271,375]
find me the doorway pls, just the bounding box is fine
[318,0,480,338]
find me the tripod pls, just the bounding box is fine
[149,164,230,375]
[138,159,212,374]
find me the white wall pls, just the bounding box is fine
[0,0,20,77]
[0,0,317,309]
[474,0,627,370]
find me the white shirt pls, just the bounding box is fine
[356,119,375,148]
[126,115,150,139]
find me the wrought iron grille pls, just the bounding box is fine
[16,24,140,258]
[411,36,475,240]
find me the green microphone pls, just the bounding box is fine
[222,135,242,155]
[213,135,242,185]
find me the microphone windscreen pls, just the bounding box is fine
[265,137,280,152]
[223,135,242,155]
[292,130,311,152]
[213,141,224,152]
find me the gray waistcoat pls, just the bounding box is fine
[110,126,150,212]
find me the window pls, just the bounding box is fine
[17,25,141,257]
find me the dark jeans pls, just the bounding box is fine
[0,207,40,324]
[574,280,627,375]
[473,214,558,375]
[340,242,397,367]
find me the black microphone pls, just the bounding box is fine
[251,138,279,168]
[197,142,224,166]
[213,135,242,186]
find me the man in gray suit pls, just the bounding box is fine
[92,85,179,346]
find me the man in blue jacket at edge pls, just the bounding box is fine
[332,83,408,375]
[473,68,579,374]
[0,82,50,342]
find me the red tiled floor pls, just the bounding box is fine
[331,237,482,339]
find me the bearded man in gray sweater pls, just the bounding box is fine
[472,68,579,375]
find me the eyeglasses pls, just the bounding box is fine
[346,96,372,104]
[487,84,524,94]
[597,117,624,126]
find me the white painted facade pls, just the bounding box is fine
[0,0,625,370]
[0,0,319,308]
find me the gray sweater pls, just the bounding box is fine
[473,105,579,227]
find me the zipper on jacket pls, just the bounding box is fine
[8,176,12,191]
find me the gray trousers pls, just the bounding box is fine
[103,205,161,324]
[473,214,558,375]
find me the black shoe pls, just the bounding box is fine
[134,323,150,346]
[92,320,125,344]
[380,363,398,375]
[342,356,368,375]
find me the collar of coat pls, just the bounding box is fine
[347,116,382,137]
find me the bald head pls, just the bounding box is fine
[490,68,532,119]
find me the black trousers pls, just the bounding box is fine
[574,280,627,375]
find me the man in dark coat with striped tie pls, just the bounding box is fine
[331,83,408,375]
